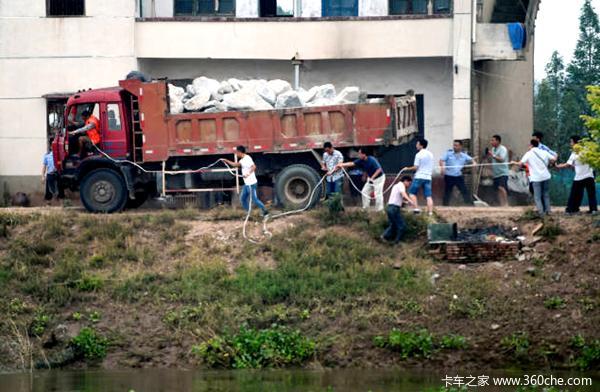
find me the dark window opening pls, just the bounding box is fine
[433,0,451,14]
[260,0,293,17]
[47,0,85,16]
[322,0,358,16]
[174,0,235,15]
[46,98,68,145]
[389,0,427,15]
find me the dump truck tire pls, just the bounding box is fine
[80,169,127,213]
[275,164,322,209]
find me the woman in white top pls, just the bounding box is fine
[556,135,597,214]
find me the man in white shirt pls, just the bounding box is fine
[556,135,597,214]
[511,139,556,216]
[405,138,434,215]
[381,176,417,244]
[223,146,269,217]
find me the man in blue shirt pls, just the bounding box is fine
[42,139,58,204]
[439,140,474,206]
[336,148,385,211]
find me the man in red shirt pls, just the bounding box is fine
[70,110,101,159]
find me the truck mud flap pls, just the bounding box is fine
[119,165,135,199]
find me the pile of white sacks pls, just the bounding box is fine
[168,77,361,114]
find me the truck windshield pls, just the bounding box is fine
[67,103,99,129]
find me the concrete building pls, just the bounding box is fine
[0,0,540,197]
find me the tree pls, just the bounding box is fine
[535,52,565,154]
[562,0,600,143]
[578,86,600,170]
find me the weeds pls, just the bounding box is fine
[501,332,530,361]
[374,329,434,359]
[570,335,600,370]
[537,218,564,241]
[70,327,109,361]
[28,311,49,337]
[374,329,467,358]
[439,334,468,350]
[543,296,566,310]
[193,324,315,368]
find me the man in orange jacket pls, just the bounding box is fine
[70,110,101,159]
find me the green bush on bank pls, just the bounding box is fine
[70,327,109,361]
[192,324,315,368]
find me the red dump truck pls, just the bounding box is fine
[52,78,418,213]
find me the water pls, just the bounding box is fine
[1,369,599,392]
[0,369,449,392]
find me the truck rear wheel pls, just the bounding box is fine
[275,164,322,209]
[80,169,127,213]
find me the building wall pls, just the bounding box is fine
[477,44,534,159]
[134,18,454,60]
[0,0,137,194]
[139,57,454,159]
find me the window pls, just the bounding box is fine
[67,103,99,130]
[107,104,122,132]
[260,0,293,17]
[433,0,451,14]
[389,0,427,15]
[47,0,85,16]
[322,0,358,16]
[46,98,67,144]
[174,0,234,15]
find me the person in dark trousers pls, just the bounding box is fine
[381,176,417,244]
[70,110,101,159]
[42,140,58,204]
[488,134,509,206]
[321,142,344,199]
[556,135,598,215]
[439,140,475,206]
[223,146,269,217]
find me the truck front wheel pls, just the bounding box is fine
[80,169,127,213]
[275,164,322,209]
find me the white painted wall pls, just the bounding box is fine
[0,0,137,180]
[474,23,519,60]
[135,18,454,59]
[139,57,454,160]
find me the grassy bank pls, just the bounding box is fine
[0,208,598,372]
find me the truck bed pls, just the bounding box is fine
[119,79,417,164]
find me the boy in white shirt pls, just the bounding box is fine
[405,138,434,215]
[556,135,597,214]
[223,146,269,217]
[511,139,556,216]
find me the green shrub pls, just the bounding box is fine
[374,329,434,359]
[439,334,468,350]
[537,218,564,240]
[321,193,345,224]
[501,332,530,360]
[544,296,566,310]
[76,274,104,292]
[570,335,600,370]
[71,327,109,361]
[193,324,315,368]
[29,311,50,336]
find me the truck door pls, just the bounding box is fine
[102,103,128,158]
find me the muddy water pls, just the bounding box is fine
[0,369,444,391]
[1,369,599,391]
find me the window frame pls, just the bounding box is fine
[46,0,86,17]
[173,0,236,16]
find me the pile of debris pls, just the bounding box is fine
[428,224,523,263]
[168,77,362,114]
